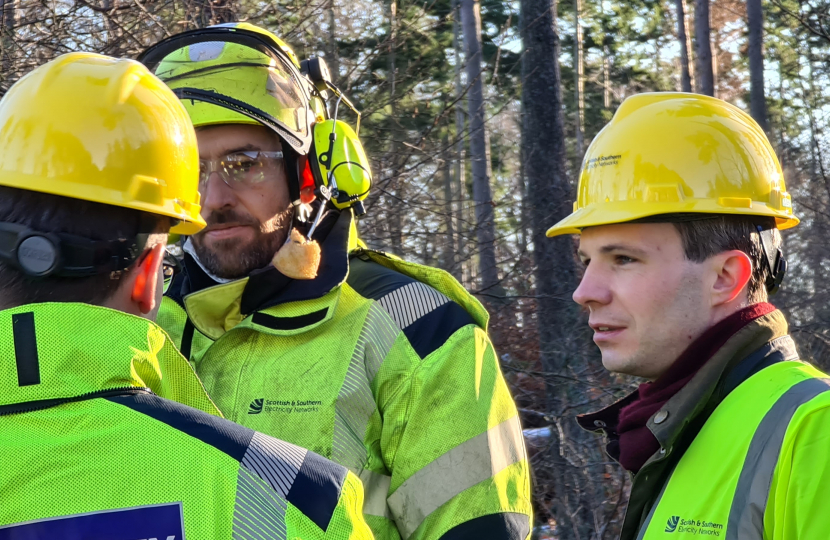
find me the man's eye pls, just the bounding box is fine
[615,255,636,264]
[224,160,256,172]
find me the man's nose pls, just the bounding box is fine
[572,264,612,307]
[201,171,238,212]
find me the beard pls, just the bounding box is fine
[191,205,294,280]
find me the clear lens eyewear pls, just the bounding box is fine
[199,150,284,191]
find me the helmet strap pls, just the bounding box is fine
[0,222,150,279]
[757,225,787,295]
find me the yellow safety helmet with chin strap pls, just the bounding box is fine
[546,92,798,237]
[138,23,372,215]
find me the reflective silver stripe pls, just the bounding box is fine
[378,282,450,329]
[241,432,307,497]
[359,469,394,520]
[725,377,830,540]
[234,466,289,540]
[333,303,398,471]
[387,417,524,539]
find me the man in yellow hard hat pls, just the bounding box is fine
[548,92,830,539]
[0,52,375,539]
[138,23,532,540]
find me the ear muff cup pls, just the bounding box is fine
[309,119,372,210]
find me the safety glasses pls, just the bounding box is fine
[199,150,284,192]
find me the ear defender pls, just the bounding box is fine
[308,119,372,216]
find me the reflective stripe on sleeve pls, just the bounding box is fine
[725,377,830,540]
[387,417,524,539]
[333,303,399,472]
[377,282,450,330]
[234,466,289,540]
[241,431,307,497]
[359,469,394,520]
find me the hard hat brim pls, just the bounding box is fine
[0,171,206,236]
[546,199,800,237]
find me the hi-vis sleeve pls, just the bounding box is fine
[379,324,533,540]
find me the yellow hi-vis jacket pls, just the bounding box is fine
[0,302,373,540]
[580,309,830,540]
[158,209,533,540]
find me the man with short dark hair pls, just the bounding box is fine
[0,187,170,311]
[670,215,780,303]
[0,52,373,540]
[547,93,830,539]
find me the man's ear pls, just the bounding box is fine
[131,243,165,315]
[711,250,753,307]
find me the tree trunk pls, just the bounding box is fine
[573,0,584,156]
[453,0,469,287]
[601,0,611,108]
[806,44,820,179]
[747,0,768,132]
[328,0,341,86]
[387,0,404,255]
[460,0,504,300]
[521,0,588,536]
[441,129,459,278]
[694,0,714,96]
[777,51,786,168]
[675,0,693,92]
[0,0,15,81]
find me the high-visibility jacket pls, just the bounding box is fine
[158,209,533,540]
[0,302,373,540]
[579,309,830,540]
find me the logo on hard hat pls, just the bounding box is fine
[585,154,621,170]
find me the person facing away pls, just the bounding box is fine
[138,22,532,540]
[546,92,830,540]
[0,52,373,540]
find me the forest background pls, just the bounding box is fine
[0,0,827,537]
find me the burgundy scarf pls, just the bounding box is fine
[616,302,776,473]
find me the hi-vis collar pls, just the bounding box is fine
[184,279,340,340]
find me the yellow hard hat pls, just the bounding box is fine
[0,52,205,235]
[546,92,798,237]
[138,23,316,155]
